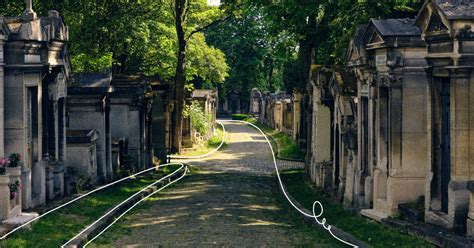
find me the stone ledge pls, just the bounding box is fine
[0,212,39,236]
[382,217,474,247]
[360,209,389,222]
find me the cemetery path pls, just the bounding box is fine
[103,122,330,247]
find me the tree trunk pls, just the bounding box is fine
[171,0,187,154]
[299,14,318,155]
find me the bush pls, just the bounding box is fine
[184,101,212,136]
[231,114,252,120]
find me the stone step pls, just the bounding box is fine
[360,208,389,222]
[2,212,39,230]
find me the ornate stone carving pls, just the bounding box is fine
[427,13,448,33]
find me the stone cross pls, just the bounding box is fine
[22,0,37,21]
[25,0,32,10]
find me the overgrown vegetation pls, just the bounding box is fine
[0,165,181,248]
[280,170,433,247]
[178,124,226,157]
[183,101,212,136]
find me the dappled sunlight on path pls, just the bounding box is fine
[102,122,315,247]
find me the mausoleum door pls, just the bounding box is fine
[27,86,41,202]
[27,87,39,165]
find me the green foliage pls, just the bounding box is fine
[177,124,226,157]
[1,165,181,248]
[187,33,229,85]
[231,114,252,120]
[70,52,113,73]
[0,0,229,84]
[183,101,211,136]
[206,6,295,101]
[8,153,21,167]
[217,0,423,95]
[273,133,305,160]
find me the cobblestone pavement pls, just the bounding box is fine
[107,122,319,247]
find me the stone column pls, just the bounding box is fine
[292,92,302,142]
[446,68,472,232]
[54,101,59,160]
[0,37,5,157]
[364,84,376,207]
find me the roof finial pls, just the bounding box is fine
[22,0,37,22]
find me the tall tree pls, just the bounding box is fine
[170,0,229,153]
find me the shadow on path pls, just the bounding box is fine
[99,122,335,247]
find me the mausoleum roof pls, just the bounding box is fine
[353,25,368,47]
[370,19,421,36]
[2,10,68,42]
[434,0,474,20]
[72,73,112,87]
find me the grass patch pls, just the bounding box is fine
[178,124,226,157]
[0,164,182,248]
[280,169,433,248]
[244,117,305,160]
[231,113,252,120]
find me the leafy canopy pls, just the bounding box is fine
[0,0,229,85]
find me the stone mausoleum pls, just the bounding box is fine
[0,2,69,225]
[300,0,474,241]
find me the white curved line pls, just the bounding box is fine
[0,162,181,240]
[221,120,358,248]
[82,167,188,247]
[169,121,227,159]
[61,164,186,248]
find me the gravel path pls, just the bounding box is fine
[106,122,319,247]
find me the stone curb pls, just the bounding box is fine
[285,194,369,248]
[65,167,186,248]
[276,156,305,162]
[382,218,473,247]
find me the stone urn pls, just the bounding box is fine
[6,166,22,179]
[5,166,22,210]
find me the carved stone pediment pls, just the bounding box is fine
[368,32,384,45]
[427,13,449,33]
[415,0,455,39]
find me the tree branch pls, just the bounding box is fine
[183,0,191,24]
[185,14,233,41]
